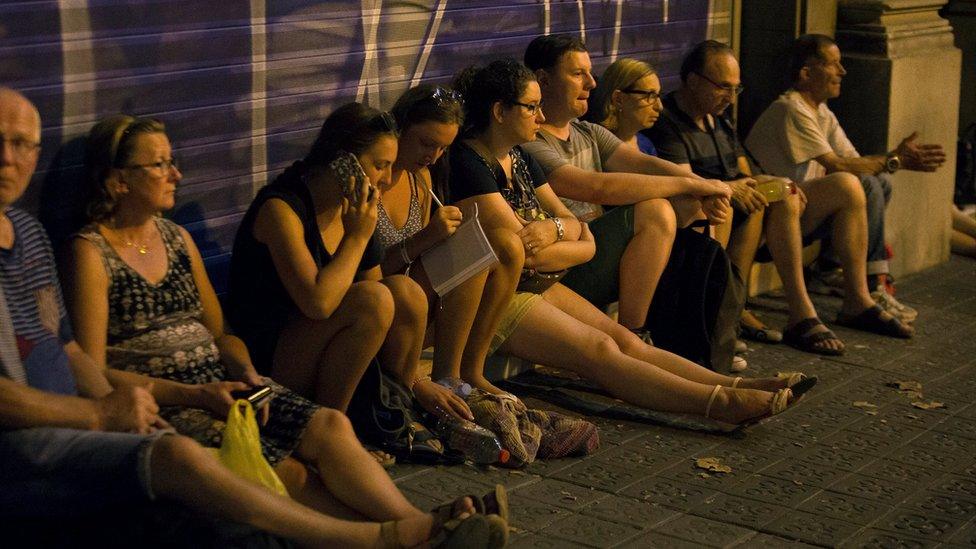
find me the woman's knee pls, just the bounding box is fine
[306,408,355,446]
[581,331,621,363]
[151,435,214,478]
[382,274,428,322]
[635,198,677,236]
[346,280,395,327]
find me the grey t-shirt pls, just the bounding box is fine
[522,120,622,221]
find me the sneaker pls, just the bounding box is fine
[731,355,748,372]
[806,266,846,297]
[871,286,918,323]
[734,339,748,353]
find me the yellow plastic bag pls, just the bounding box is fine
[212,399,288,496]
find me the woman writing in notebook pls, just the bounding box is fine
[375,85,523,401]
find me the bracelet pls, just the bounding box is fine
[409,375,431,393]
[551,216,565,241]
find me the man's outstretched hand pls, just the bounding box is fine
[896,132,946,172]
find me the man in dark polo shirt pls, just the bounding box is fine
[645,41,913,355]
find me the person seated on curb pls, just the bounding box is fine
[746,33,945,323]
[646,40,913,356]
[583,57,747,372]
[445,58,811,427]
[519,34,734,345]
[376,84,522,397]
[0,87,504,548]
[952,205,976,259]
[227,103,474,431]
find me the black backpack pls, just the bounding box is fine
[644,228,744,373]
[956,122,976,205]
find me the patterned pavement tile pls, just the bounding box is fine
[907,430,976,455]
[761,458,850,489]
[845,415,927,443]
[587,437,689,470]
[506,494,574,532]
[928,474,976,500]
[507,532,577,548]
[398,467,495,499]
[837,528,939,548]
[818,429,904,456]
[686,491,791,530]
[618,476,716,511]
[579,494,679,530]
[796,490,894,524]
[615,529,704,549]
[512,478,609,511]
[897,490,976,521]
[884,443,974,473]
[945,518,976,546]
[550,457,652,493]
[634,430,724,457]
[794,442,878,472]
[871,508,968,542]
[586,418,649,446]
[763,509,864,546]
[654,460,745,492]
[522,457,579,477]
[824,471,916,505]
[855,458,943,488]
[733,533,820,548]
[539,514,643,548]
[721,473,822,508]
[444,463,541,490]
[647,513,755,547]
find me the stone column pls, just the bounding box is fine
[833,0,961,276]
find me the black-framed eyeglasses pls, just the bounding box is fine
[124,157,179,174]
[693,71,744,96]
[510,102,542,116]
[621,88,662,104]
[369,111,399,133]
[431,86,463,106]
[0,134,41,157]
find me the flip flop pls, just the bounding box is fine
[783,317,844,356]
[835,305,913,339]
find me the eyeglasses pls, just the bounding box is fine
[510,102,542,116]
[0,134,41,157]
[693,71,744,96]
[621,88,662,104]
[124,157,179,174]
[431,87,463,106]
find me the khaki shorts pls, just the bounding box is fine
[488,291,542,355]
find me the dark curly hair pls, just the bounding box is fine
[85,114,166,222]
[452,58,536,138]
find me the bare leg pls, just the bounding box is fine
[618,198,677,329]
[499,286,775,422]
[272,281,393,411]
[953,205,976,238]
[798,172,875,315]
[377,274,429,384]
[951,206,976,258]
[457,229,524,389]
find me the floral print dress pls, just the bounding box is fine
[78,218,318,464]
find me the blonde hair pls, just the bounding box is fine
[85,114,166,222]
[584,58,656,131]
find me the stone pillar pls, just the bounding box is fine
[943,1,976,134]
[833,0,961,276]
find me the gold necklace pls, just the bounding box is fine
[123,239,150,255]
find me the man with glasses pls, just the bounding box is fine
[647,40,913,356]
[521,34,744,371]
[746,34,944,322]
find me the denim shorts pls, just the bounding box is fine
[0,427,171,517]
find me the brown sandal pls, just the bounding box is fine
[705,385,794,426]
[835,305,913,339]
[783,317,845,356]
[380,513,507,549]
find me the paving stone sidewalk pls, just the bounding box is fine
[392,257,976,548]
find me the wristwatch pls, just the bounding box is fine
[551,216,565,241]
[884,152,901,174]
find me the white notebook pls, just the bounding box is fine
[420,203,499,297]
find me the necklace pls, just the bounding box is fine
[123,239,150,255]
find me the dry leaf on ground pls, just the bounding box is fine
[911,400,946,410]
[694,457,732,474]
[853,401,878,409]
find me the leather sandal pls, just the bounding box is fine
[783,317,844,356]
[740,322,784,343]
[705,385,794,426]
[472,485,508,523]
[380,513,508,549]
[835,305,914,339]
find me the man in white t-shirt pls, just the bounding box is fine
[746,34,945,322]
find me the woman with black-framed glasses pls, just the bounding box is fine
[583,58,663,155]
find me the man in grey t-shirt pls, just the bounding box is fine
[521,35,731,345]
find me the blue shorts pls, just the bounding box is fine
[0,427,171,517]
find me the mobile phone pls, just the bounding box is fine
[328,151,368,201]
[231,385,274,409]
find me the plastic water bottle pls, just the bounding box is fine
[436,377,472,397]
[754,176,794,203]
[433,416,510,465]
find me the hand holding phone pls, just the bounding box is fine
[329,151,369,202]
[230,385,274,410]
